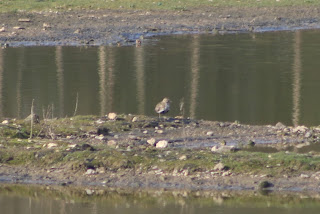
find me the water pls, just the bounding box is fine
[2,185,320,214]
[1,30,320,126]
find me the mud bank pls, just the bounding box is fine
[1,114,320,192]
[0,6,320,46]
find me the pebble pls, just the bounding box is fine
[292,125,308,133]
[85,169,97,175]
[132,116,138,122]
[18,18,31,22]
[147,138,156,146]
[0,27,5,32]
[1,120,9,124]
[107,112,117,120]
[85,189,95,195]
[300,174,310,178]
[156,140,168,148]
[206,131,214,136]
[179,155,187,160]
[47,143,58,148]
[155,129,164,134]
[95,135,105,140]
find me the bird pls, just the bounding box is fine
[155,97,171,120]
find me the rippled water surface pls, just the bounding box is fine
[1,30,320,125]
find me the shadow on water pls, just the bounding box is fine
[1,30,320,126]
[2,184,320,214]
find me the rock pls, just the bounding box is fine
[95,135,105,140]
[132,116,138,122]
[214,162,226,171]
[258,181,274,189]
[147,138,156,146]
[305,131,312,138]
[300,174,310,178]
[275,122,286,129]
[85,189,94,195]
[206,131,214,136]
[179,155,187,160]
[43,23,51,30]
[18,18,31,22]
[156,140,168,148]
[1,120,9,124]
[67,144,77,149]
[293,125,308,134]
[107,112,117,120]
[222,171,231,176]
[85,169,97,175]
[0,27,5,32]
[13,26,25,30]
[74,29,81,34]
[107,140,117,147]
[47,143,58,149]
[155,129,164,134]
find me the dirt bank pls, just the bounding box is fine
[1,114,320,192]
[0,6,320,46]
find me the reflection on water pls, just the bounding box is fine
[2,30,320,125]
[2,185,320,214]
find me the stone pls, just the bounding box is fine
[107,140,117,147]
[85,189,94,195]
[47,143,58,149]
[1,120,9,124]
[147,138,156,146]
[107,112,117,120]
[293,125,308,133]
[305,131,312,138]
[206,131,214,136]
[214,162,226,171]
[95,135,105,140]
[85,169,97,175]
[43,23,52,30]
[258,181,274,189]
[18,18,31,22]
[300,174,310,178]
[155,129,164,134]
[275,122,286,129]
[179,155,187,160]
[156,140,168,148]
[13,26,25,30]
[132,116,138,122]
[0,27,5,32]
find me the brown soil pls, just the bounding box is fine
[1,6,320,193]
[0,6,320,46]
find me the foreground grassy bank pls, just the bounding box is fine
[0,0,319,13]
[1,114,320,182]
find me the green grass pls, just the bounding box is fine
[0,0,319,13]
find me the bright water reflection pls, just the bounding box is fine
[2,185,320,214]
[1,30,320,125]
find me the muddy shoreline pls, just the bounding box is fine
[1,114,320,193]
[1,6,320,193]
[1,6,320,46]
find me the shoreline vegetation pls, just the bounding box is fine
[1,114,320,192]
